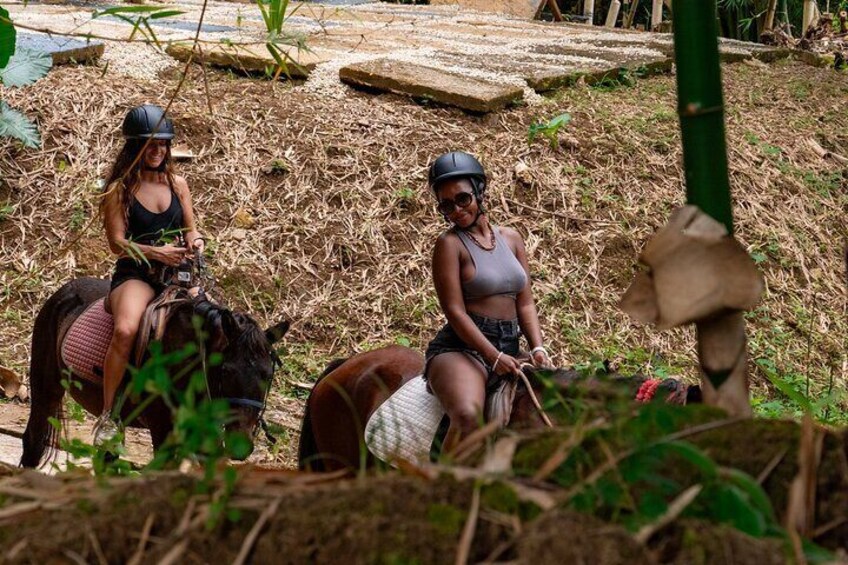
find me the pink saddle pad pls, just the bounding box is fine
[61,298,113,385]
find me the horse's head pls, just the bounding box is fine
[193,300,290,459]
[509,365,702,429]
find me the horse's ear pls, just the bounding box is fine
[265,319,290,345]
[219,310,240,345]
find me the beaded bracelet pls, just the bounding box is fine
[530,346,548,357]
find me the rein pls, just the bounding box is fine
[517,364,554,428]
[193,289,281,445]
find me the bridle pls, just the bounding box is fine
[193,289,283,444]
[222,349,283,444]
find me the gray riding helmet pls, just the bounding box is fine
[428,151,487,198]
[122,104,175,140]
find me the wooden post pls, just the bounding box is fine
[763,0,778,31]
[583,0,595,24]
[606,0,622,27]
[651,0,663,30]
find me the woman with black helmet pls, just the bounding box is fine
[95,104,204,446]
[424,151,550,454]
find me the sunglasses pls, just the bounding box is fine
[437,191,474,215]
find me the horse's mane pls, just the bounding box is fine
[231,311,272,356]
[190,297,270,355]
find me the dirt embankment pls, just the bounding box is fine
[0,395,846,563]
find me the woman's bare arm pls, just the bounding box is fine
[503,227,548,365]
[173,175,203,251]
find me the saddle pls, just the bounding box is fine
[363,374,521,467]
[61,286,191,384]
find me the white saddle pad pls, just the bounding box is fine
[364,375,446,466]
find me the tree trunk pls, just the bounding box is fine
[583,0,595,24]
[625,0,641,28]
[802,0,816,34]
[605,0,622,27]
[651,0,664,30]
[763,0,778,31]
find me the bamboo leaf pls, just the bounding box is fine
[0,101,40,148]
[0,47,52,87]
[141,19,162,49]
[0,6,15,70]
[757,359,814,412]
[93,5,170,17]
[149,10,187,19]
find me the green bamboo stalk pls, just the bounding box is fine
[672,0,734,233]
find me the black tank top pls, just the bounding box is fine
[125,182,184,244]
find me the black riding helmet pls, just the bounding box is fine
[428,151,487,199]
[122,104,175,140]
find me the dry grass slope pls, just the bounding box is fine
[1,57,846,429]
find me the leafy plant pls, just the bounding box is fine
[1,47,51,88]
[92,5,186,49]
[0,7,53,147]
[0,6,13,70]
[49,323,257,524]
[528,112,572,149]
[254,0,309,79]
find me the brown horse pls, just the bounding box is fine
[20,277,289,468]
[298,346,700,472]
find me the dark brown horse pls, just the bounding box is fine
[298,346,700,472]
[20,277,289,468]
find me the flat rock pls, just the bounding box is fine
[339,58,523,113]
[429,0,545,19]
[15,32,104,65]
[166,43,327,79]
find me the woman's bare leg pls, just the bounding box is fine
[427,352,487,455]
[102,280,154,413]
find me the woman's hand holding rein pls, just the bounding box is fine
[185,231,205,253]
[530,346,552,368]
[489,350,523,377]
[151,244,188,267]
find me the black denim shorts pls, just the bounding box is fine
[110,257,167,294]
[423,312,521,380]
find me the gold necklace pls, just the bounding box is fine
[464,228,496,251]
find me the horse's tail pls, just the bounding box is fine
[297,358,348,471]
[20,292,69,468]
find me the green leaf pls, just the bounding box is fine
[149,10,187,19]
[720,467,776,522]
[0,101,40,148]
[0,47,52,87]
[93,5,171,17]
[757,359,813,412]
[0,6,15,70]
[225,432,253,460]
[711,485,767,537]
[662,440,718,478]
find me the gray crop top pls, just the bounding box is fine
[456,227,528,300]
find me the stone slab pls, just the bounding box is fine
[339,58,523,113]
[166,43,328,79]
[429,0,545,19]
[15,32,104,65]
